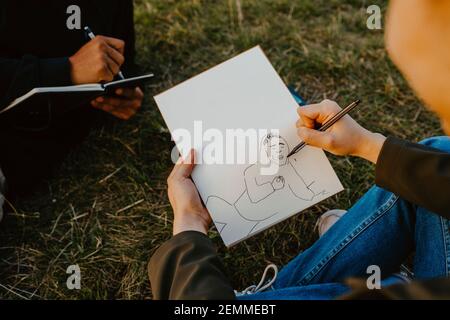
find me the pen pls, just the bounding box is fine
[287,99,362,158]
[84,26,125,80]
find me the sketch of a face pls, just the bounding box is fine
[263,134,289,166]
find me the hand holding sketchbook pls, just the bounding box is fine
[154,46,343,247]
[1,74,154,115]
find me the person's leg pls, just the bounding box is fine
[238,274,409,300]
[274,136,450,289]
[274,186,415,288]
[238,282,350,300]
[0,105,103,194]
[412,136,450,279]
[414,208,450,279]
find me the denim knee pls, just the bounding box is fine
[419,136,450,153]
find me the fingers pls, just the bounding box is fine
[297,103,327,126]
[115,87,144,101]
[296,99,342,129]
[94,96,141,110]
[169,149,196,181]
[103,54,120,80]
[90,87,143,120]
[296,106,316,129]
[104,44,125,68]
[100,36,125,55]
[95,58,114,82]
[297,127,334,150]
[93,36,125,79]
[91,97,137,120]
[177,149,196,178]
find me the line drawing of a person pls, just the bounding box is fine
[207,133,326,242]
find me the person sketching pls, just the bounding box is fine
[0,1,143,210]
[149,0,450,300]
[207,134,319,239]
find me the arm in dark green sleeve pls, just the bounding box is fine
[375,136,450,218]
[149,231,235,300]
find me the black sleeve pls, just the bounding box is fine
[375,136,450,218]
[0,55,72,110]
[112,0,138,76]
[148,231,235,300]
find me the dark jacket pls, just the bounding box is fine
[0,0,137,192]
[149,136,450,300]
[0,0,137,112]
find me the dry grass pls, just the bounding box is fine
[0,0,442,299]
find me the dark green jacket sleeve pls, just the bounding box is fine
[375,136,450,218]
[149,231,235,300]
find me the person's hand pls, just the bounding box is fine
[272,176,285,190]
[91,87,143,120]
[167,149,212,236]
[69,35,125,84]
[296,99,386,164]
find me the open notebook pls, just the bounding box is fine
[154,46,343,247]
[1,74,154,114]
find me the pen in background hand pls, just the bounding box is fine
[287,99,362,158]
[84,26,125,80]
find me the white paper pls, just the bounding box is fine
[155,46,343,246]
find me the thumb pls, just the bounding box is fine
[297,127,333,150]
[176,149,196,178]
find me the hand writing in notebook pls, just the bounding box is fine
[69,35,125,84]
[69,35,143,120]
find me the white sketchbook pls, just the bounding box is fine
[155,46,343,247]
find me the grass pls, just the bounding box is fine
[0,0,443,299]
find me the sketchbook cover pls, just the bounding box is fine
[154,46,344,247]
[1,74,154,115]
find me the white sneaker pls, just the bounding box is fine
[315,209,347,237]
[234,264,278,296]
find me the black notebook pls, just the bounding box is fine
[0,73,154,115]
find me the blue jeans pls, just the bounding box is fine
[239,136,450,300]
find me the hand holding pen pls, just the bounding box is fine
[68,26,125,84]
[294,99,386,164]
[67,26,143,120]
[84,26,125,80]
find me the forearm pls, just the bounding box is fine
[173,213,209,236]
[353,130,387,164]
